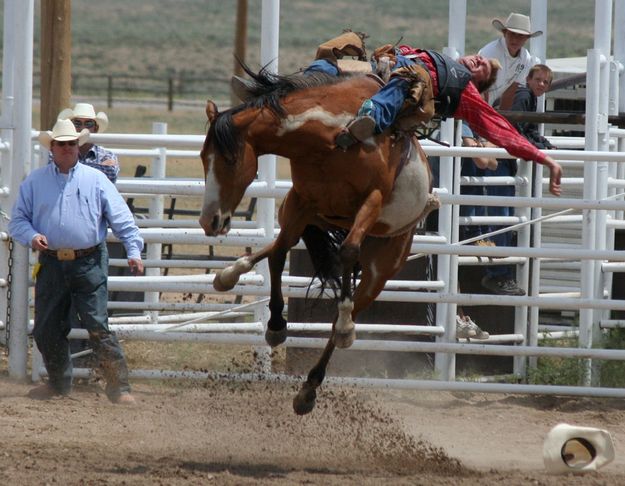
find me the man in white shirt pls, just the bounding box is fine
[478,12,542,109]
[476,13,543,296]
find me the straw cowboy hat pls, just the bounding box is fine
[57,102,109,132]
[38,118,90,150]
[492,13,543,38]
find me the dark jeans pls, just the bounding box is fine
[33,244,130,400]
[459,158,489,242]
[484,160,517,279]
[68,244,110,362]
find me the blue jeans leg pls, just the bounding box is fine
[34,257,74,394]
[304,59,340,76]
[69,245,131,400]
[369,77,410,132]
[485,160,516,279]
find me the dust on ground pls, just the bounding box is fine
[1,370,625,485]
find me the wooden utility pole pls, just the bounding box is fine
[40,0,72,131]
[231,0,248,107]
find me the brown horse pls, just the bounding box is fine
[199,67,438,415]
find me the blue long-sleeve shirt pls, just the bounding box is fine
[9,162,143,259]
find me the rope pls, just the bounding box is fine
[157,297,270,333]
[407,191,625,262]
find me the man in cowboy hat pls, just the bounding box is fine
[9,118,144,404]
[57,102,120,183]
[55,103,121,365]
[479,12,543,110]
[474,13,543,296]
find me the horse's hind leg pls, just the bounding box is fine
[293,339,336,415]
[334,190,383,349]
[293,231,414,415]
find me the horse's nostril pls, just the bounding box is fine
[223,216,231,228]
[211,215,220,232]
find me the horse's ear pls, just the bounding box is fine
[206,100,219,123]
[230,75,254,102]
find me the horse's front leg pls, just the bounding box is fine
[264,242,290,347]
[334,190,383,349]
[213,239,290,347]
[213,248,269,292]
[265,194,314,347]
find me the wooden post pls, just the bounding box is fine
[107,75,113,108]
[40,0,72,131]
[231,0,248,107]
[168,78,174,111]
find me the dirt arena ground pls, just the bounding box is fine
[1,371,625,485]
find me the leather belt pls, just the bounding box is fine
[42,245,99,261]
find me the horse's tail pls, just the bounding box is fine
[300,225,346,297]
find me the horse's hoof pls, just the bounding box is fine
[212,272,235,292]
[333,329,356,349]
[293,386,316,415]
[265,328,287,348]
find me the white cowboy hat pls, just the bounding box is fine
[38,118,90,150]
[492,13,543,38]
[57,102,109,132]
[543,423,615,474]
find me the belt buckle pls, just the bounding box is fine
[57,249,76,261]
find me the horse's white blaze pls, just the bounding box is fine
[201,154,220,214]
[378,146,430,232]
[277,107,353,135]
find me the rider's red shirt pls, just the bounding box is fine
[405,49,546,165]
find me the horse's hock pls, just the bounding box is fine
[286,250,514,377]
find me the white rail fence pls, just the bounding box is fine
[2,123,625,396]
[1,0,625,398]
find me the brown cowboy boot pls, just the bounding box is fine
[335,115,376,150]
[315,31,368,63]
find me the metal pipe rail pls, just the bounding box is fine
[46,368,625,400]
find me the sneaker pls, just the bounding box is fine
[456,315,489,340]
[481,275,526,296]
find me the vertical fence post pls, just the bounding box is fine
[144,122,167,323]
[8,0,34,381]
[255,0,280,373]
[167,78,174,111]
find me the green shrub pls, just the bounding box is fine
[599,328,625,388]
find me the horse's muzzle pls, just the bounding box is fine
[199,211,231,236]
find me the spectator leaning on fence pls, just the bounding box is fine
[55,102,120,183]
[9,119,144,404]
[511,64,556,149]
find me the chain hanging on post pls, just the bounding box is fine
[5,237,14,354]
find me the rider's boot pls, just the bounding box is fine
[335,116,376,150]
[335,99,376,150]
[315,30,368,63]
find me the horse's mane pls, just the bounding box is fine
[211,62,356,164]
